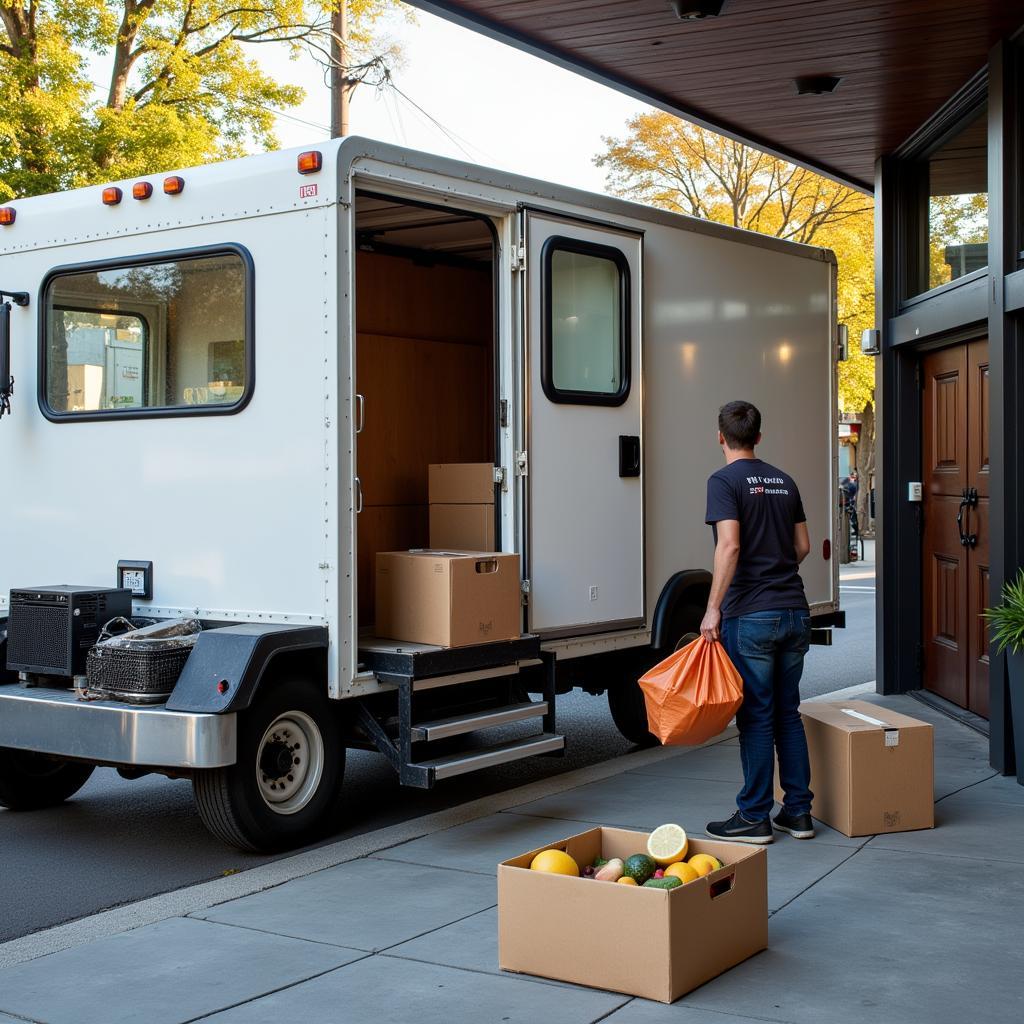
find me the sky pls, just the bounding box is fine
[254,3,652,195]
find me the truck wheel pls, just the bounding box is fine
[0,748,95,810]
[192,680,345,852]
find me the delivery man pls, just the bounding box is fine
[700,400,815,843]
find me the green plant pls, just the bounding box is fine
[984,570,1024,655]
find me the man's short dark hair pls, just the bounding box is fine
[718,401,761,450]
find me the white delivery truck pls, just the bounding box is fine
[0,138,842,850]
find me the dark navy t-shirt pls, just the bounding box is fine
[705,457,808,619]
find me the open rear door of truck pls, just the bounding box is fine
[519,210,645,638]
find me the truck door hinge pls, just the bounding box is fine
[512,243,526,272]
[493,465,507,491]
[516,451,528,477]
[499,398,509,429]
[521,578,531,605]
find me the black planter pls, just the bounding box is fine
[1008,649,1024,786]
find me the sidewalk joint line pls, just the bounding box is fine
[371,902,498,955]
[183,956,372,1024]
[368,853,495,876]
[768,843,865,918]
[186,915,372,953]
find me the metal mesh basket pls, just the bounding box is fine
[85,618,201,702]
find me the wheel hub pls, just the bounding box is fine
[255,711,325,816]
[259,741,295,780]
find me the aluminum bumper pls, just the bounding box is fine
[0,683,236,769]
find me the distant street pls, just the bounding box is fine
[0,554,875,943]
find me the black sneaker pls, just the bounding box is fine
[705,810,773,845]
[772,809,815,839]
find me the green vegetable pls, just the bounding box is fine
[643,876,682,890]
[623,854,656,885]
[592,857,609,869]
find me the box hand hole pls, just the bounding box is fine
[708,871,735,900]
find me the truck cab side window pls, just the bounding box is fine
[42,246,252,419]
[541,238,630,406]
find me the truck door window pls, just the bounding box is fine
[541,237,630,406]
[41,245,252,420]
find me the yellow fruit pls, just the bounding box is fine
[616,875,638,885]
[664,861,699,884]
[529,849,579,876]
[688,853,723,877]
[647,823,689,866]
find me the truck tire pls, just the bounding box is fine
[607,604,703,747]
[0,748,95,810]
[607,676,658,747]
[192,679,345,852]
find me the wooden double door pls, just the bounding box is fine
[921,339,990,718]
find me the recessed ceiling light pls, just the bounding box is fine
[794,75,843,95]
[670,1,727,20]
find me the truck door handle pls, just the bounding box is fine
[619,435,641,478]
[354,477,364,514]
[355,393,365,435]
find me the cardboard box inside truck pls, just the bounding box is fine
[775,700,934,837]
[375,550,520,648]
[498,826,768,1003]
[428,463,495,505]
[429,503,495,551]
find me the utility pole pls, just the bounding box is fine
[330,0,349,138]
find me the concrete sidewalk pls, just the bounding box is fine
[1,692,1021,1024]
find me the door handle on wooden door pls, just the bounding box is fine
[956,488,978,548]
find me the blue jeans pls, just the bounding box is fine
[721,609,813,821]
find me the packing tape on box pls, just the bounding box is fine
[841,708,900,746]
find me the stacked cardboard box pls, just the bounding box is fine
[428,463,495,551]
[375,550,520,648]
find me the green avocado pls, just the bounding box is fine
[623,853,657,884]
[643,876,682,890]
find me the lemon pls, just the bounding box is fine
[529,848,579,876]
[616,875,638,885]
[687,853,723,877]
[665,861,699,884]
[647,823,689,866]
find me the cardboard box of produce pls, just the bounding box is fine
[775,700,934,836]
[429,503,495,551]
[376,550,520,648]
[428,463,495,505]
[498,826,767,1003]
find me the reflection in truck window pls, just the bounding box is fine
[44,250,248,415]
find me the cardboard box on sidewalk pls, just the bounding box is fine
[375,550,520,648]
[775,700,934,836]
[498,826,767,1003]
[429,503,495,551]
[428,463,495,505]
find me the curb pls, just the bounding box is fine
[0,726,736,969]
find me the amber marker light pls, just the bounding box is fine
[297,150,322,174]
[102,186,123,206]
[163,176,185,195]
[132,181,153,200]
[0,207,15,226]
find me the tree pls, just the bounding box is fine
[0,1,400,199]
[597,111,878,529]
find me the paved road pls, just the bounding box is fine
[0,561,874,943]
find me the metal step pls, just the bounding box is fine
[418,732,565,781]
[410,701,548,742]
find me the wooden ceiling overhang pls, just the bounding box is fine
[408,1,1024,193]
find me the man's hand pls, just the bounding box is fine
[700,606,722,643]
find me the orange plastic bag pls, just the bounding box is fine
[638,637,743,745]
